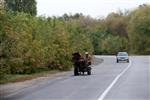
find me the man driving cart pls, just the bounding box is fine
[84,52,92,66]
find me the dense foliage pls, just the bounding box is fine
[0,4,150,79]
[4,0,37,16]
[128,4,150,54]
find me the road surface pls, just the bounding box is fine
[1,56,150,100]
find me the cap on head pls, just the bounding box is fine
[85,52,88,54]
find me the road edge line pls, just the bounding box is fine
[98,61,132,100]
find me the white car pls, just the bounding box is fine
[116,52,129,63]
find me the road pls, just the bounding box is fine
[1,56,150,100]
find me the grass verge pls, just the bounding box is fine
[0,70,61,84]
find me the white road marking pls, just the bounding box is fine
[98,61,132,100]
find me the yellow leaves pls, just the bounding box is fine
[0,11,89,74]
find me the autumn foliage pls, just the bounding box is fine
[0,4,150,79]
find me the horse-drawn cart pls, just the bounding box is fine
[72,52,92,76]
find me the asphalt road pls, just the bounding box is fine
[1,56,150,100]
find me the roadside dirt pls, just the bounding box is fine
[0,57,103,97]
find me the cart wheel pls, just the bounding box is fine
[74,67,79,76]
[87,70,91,75]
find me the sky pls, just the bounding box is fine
[37,0,150,18]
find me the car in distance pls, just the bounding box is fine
[116,52,129,63]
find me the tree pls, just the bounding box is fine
[105,12,128,37]
[100,35,128,54]
[4,0,37,16]
[128,4,150,54]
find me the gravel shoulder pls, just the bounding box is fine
[0,56,103,97]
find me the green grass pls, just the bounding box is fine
[0,70,61,84]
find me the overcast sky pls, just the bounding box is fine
[37,0,150,18]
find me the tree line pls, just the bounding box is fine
[0,0,150,79]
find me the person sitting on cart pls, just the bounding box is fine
[84,52,92,66]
